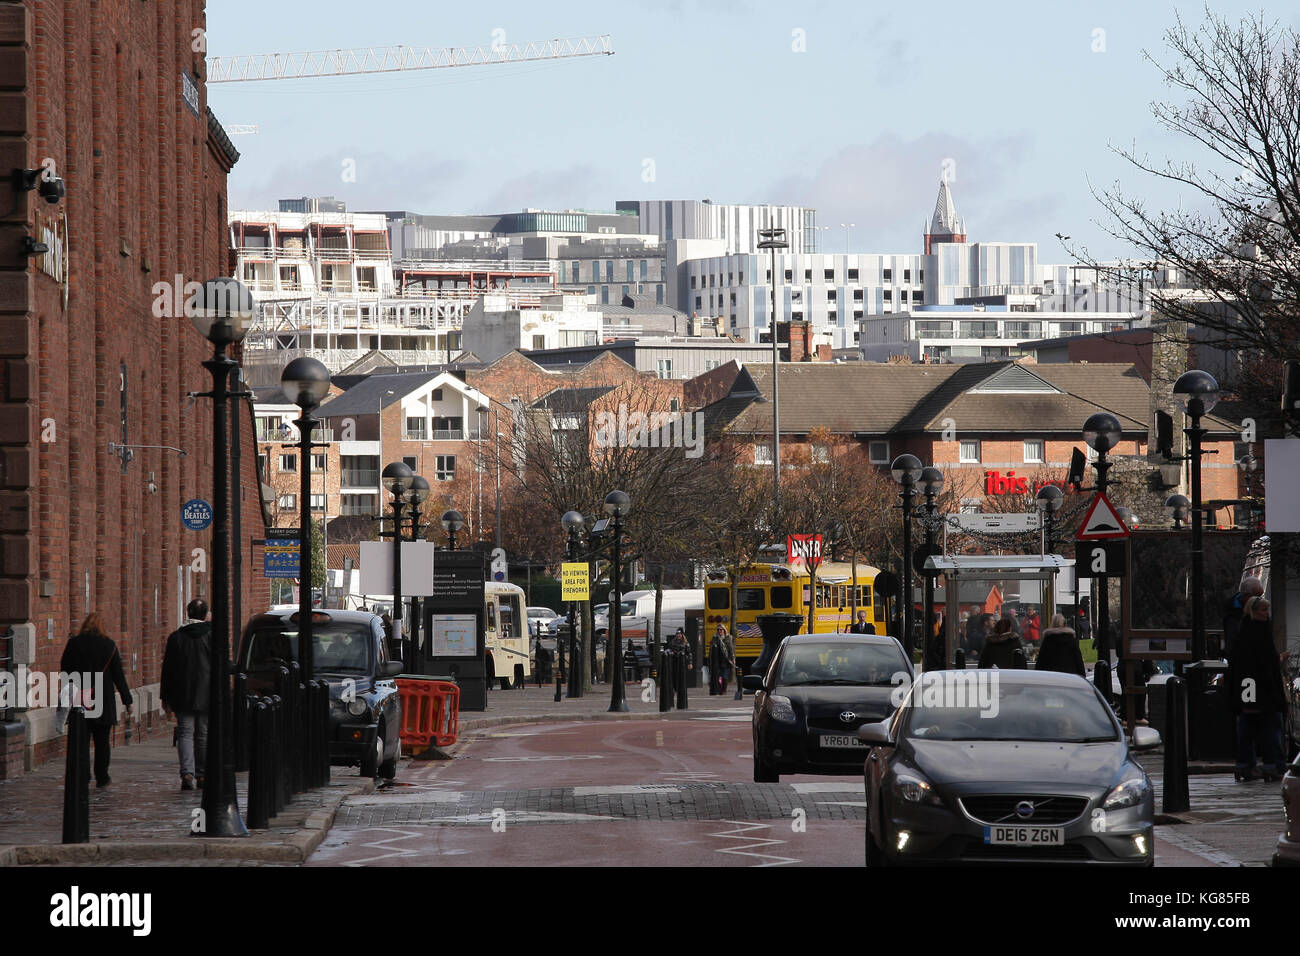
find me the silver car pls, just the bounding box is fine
[861,669,1159,866]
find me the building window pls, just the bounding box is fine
[605,261,614,282]
[804,268,812,282]
[884,268,892,282]
[626,261,634,281]
[959,440,981,463]
[587,285,596,296]
[435,455,456,481]
[919,269,925,281]
[640,260,648,279]
[868,440,890,463]
[656,284,664,305]
[913,292,923,304]
[403,456,417,471]
[784,269,793,282]
[754,444,772,465]
[310,494,326,511]
[853,289,863,301]
[848,268,859,281]
[1024,440,1044,463]
[431,388,443,401]
[572,261,579,282]
[690,275,697,289]
[404,417,427,440]
[827,289,836,301]
[883,290,892,302]
[695,296,702,309]
[280,453,297,472]
[591,262,601,282]
[621,285,629,299]
[900,290,908,303]
[278,494,296,510]
[824,269,834,281]
[656,359,673,379]
[601,287,610,305]
[853,310,863,320]
[828,311,837,323]
[904,269,911,282]
[311,453,326,471]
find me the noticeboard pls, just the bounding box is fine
[430,613,478,657]
[561,562,589,601]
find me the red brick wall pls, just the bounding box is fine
[0,1,266,774]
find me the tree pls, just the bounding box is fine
[1082,8,1300,430]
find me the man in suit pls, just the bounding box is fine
[848,610,876,634]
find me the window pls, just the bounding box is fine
[431,388,443,401]
[900,290,908,303]
[310,494,325,511]
[280,453,297,472]
[883,290,892,302]
[707,589,729,610]
[913,292,923,304]
[754,444,772,465]
[784,269,793,282]
[904,269,911,282]
[730,292,736,305]
[770,585,794,609]
[403,456,417,471]
[621,285,629,299]
[737,589,766,611]
[656,284,664,305]
[853,310,863,321]
[435,455,456,481]
[591,262,601,282]
[601,287,610,305]
[605,261,613,282]
[824,269,834,281]
[828,311,837,322]
[1024,440,1044,463]
[827,289,837,301]
[919,269,924,281]
[656,359,673,379]
[571,261,579,282]
[640,260,648,279]
[626,261,634,281]
[883,268,892,281]
[848,268,859,281]
[695,296,702,309]
[853,289,863,301]
[690,275,697,289]
[404,417,427,440]
[804,268,812,282]
[868,441,889,463]
[960,440,981,463]
[278,494,296,510]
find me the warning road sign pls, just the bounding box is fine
[1075,492,1131,540]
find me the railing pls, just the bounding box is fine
[341,468,380,488]
[431,428,463,440]
[395,258,554,273]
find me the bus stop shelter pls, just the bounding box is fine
[924,554,1071,667]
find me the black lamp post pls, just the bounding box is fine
[757,228,789,504]
[604,490,631,713]
[404,475,429,670]
[1174,369,1219,668]
[1035,484,1064,553]
[281,357,331,681]
[381,461,413,670]
[188,276,254,839]
[441,509,463,551]
[891,454,922,660]
[918,466,944,671]
[1083,411,1122,694]
[562,510,585,699]
[1165,493,1190,529]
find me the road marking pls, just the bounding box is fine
[707,820,799,866]
[572,785,681,796]
[327,828,427,866]
[482,754,606,762]
[1157,827,1244,866]
[655,731,664,747]
[659,771,718,782]
[346,791,464,806]
[691,715,751,722]
[428,810,617,825]
[790,782,865,793]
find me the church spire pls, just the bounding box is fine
[924,178,967,254]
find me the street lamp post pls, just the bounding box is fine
[918,466,944,671]
[604,491,631,713]
[757,228,789,503]
[281,358,332,681]
[441,509,463,552]
[891,455,923,661]
[1083,411,1122,695]
[404,475,429,670]
[1165,493,1190,530]
[381,461,413,670]
[1035,484,1064,553]
[839,222,855,254]
[563,511,585,699]
[188,276,255,839]
[1174,370,1219,669]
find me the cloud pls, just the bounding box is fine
[473,164,608,213]
[229,151,465,212]
[766,133,1064,251]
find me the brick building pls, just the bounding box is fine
[0,1,266,776]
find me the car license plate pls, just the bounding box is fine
[819,734,865,749]
[983,825,1065,846]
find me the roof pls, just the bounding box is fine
[930,179,961,236]
[315,371,443,418]
[530,385,616,412]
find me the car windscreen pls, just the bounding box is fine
[902,681,1118,742]
[776,642,907,686]
[244,623,373,675]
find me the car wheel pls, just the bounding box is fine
[378,731,398,780]
[752,737,779,783]
[360,728,382,778]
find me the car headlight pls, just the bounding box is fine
[766,694,796,723]
[1103,770,1150,810]
[347,699,369,718]
[891,772,942,806]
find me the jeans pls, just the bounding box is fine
[176,711,208,779]
[1235,712,1285,774]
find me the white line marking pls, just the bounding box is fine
[790,781,865,793]
[572,785,681,796]
[707,820,799,866]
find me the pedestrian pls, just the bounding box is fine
[1023,608,1041,646]
[1036,613,1085,677]
[1074,605,1092,645]
[1000,606,1022,638]
[1221,576,1264,658]
[964,610,990,658]
[1227,596,1288,782]
[160,599,212,791]
[709,624,735,695]
[60,613,133,789]
[848,610,876,634]
[978,618,1025,670]
[669,627,692,671]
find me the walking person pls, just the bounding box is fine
[1222,576,1264,658]
[161,599,212,791]
[60,613,133,789]
[978,618,1025,670]
[1036,614,1085,677]
[1227,596,1288,782]
[709,624,735,695]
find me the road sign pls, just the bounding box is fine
[1075,492,1130,540]
[181,498,213,531]
[561,562,589,601]
[947,512,1040,533]
[264,538,300,578]
[1075,540,1127,577]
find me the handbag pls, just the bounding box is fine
[71,652,114,710]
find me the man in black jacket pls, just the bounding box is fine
[161,599,212,791]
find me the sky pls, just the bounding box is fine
[206,0,1297,261]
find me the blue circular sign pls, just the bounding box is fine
[493,570,506,581]
[181,498,214,531]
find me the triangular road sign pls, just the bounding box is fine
[1075,491,1131,540]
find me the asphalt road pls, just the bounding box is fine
[306,709,1262,867]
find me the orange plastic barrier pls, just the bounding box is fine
[396,678,460,752]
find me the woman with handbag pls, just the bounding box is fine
[60,613,133,788]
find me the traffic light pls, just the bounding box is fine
[1067,447,1087,490]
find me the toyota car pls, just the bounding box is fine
[859,669,1159,866]
[744,634,913,783]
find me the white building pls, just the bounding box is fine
[617,199,818,256]
[460,293,603,362]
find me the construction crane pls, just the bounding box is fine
[207,34,613,83]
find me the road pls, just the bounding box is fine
[308,708,1263,867]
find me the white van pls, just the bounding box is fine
[594,589,704,642]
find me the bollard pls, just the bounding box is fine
[247,699,269,829]
[233,673,249,772]
[61,708,90,844]
[734,662,744,701]
[676,648,689,710]
[319,680,332,786]
[1094,657,1112,706]
[1162,676,1190,813]
[270,692,288,813]
[954,648,965,670]
[659,649,673,712]
[310,680,325,788]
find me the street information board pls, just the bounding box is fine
[263,538,300,578]
[430,613,477,657]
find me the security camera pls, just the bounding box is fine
[39,177,65,204]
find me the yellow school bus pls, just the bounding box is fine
[702,562,883,667]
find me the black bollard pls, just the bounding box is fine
[1162,676,1190,813]
[676,649,689,710]
[61,708,90,844]
[312,681,327,788]
[1094,657,1112,706]
[247,699,269,829]
[659,649,673,713]
[233,673,249,772]
[954,649,966,670]
[270,692,288,813]
[319,681,332,786]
